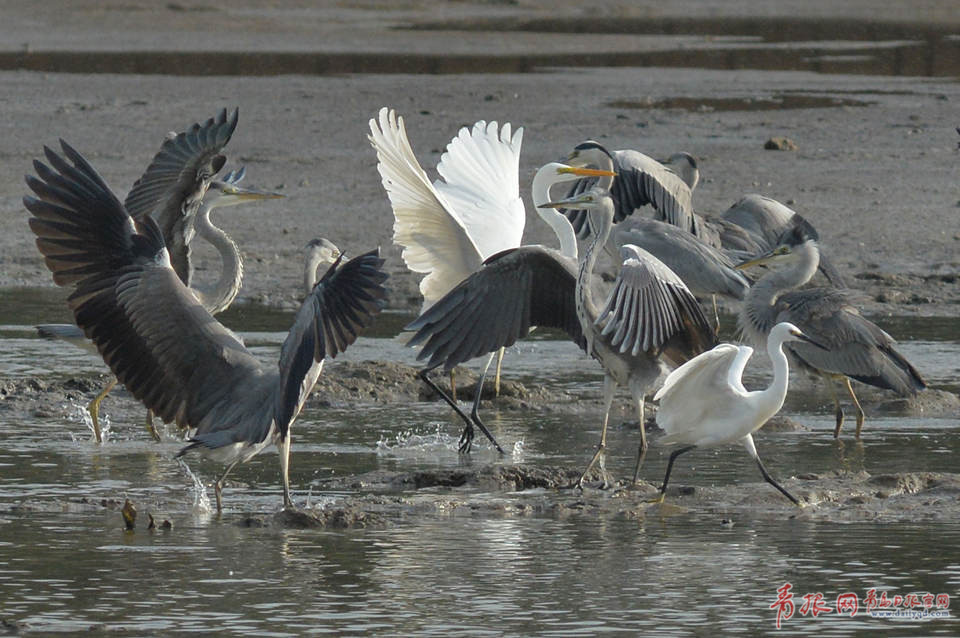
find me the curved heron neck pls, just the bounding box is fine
[532,169,578,260]
[746,242,820,337]
[303,254,326,294]
[193,202,243,315]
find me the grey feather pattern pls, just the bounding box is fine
[405,245,586,372]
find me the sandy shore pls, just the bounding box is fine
[0,1,958,318]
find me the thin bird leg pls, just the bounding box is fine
[493,346,505,397]
[629,380,648,484]
[278,433,293,509]
[87,377,117,443]
[214,460,240,513]
[145,409,161,443]
[418,368,505,455]
[649,445,697,504]
[825,374,846,438]
[577,375,616,489]
[469,352,498,450]
[743,433,800,506]
[843,377,867,439]
[450,370,458,402]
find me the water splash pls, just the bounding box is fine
[511,439,525,463]
[375,424,459,455]
[67,402,109,443]
[176,458,212,514]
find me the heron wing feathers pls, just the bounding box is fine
[405,246,585,372]
[123,108,238,285]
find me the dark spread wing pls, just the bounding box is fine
[123,108,239,285]
[405,245,586,372]
[597,244,717,364]
[24,139,275,435]
[563,151,694,238]
[275,250,389,435]
[776,289,925,394]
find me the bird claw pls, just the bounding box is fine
[458,425,474,454]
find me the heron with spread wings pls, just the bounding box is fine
[35,109,284,442]
[25,140,388,511]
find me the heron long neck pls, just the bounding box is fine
[194,202,243,315]
[303,254,324,294]
[576,197,615,355]
[743,242,820,341]
[532,168,578,260]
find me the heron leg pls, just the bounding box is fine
[418,368,505,455]
[87,377,117,444]
[145,409,161,443]
[450,370,457,402]
[743,433,800,506]
[649,445,697,504]
[214,460,240,513]
[469,353,499,451]
[629,383,648,484]
[577,376,616,489]
[493,346,505,397]
[826,376,846,438]
[279,434,293,509]
[843,378,867,439]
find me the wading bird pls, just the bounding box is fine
[35,109,283,442]
[368,108,618,407]
[409,174,716,487]
[25,140,388,511]
[721,194,846,287]
[737,227,925,438]
[404,160,617,453]
[561,145,699,238]
[651,322,819,506]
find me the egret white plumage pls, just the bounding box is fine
[24,140,388,511]
[737,226,925,438]
[651,321,819,506]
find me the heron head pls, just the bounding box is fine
[304,238,342,265]
[205,169,285,208]
[735,225,817,270]
[565,140,614,168]
[538,187,605,211]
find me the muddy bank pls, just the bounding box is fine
[72,466,960,530]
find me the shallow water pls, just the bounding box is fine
[1,297,958,634]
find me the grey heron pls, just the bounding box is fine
[24,140,388,511]
[721,194,846,287]
[651,321,821,506]
[409,174,716,486]
[562,143,699,240]
[35,109,283,442]
[404,160,618,454]
[736,226,925,438]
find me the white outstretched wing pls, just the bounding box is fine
[369,107,482,310]
[654,343,753,444]
[434,120,525,260]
